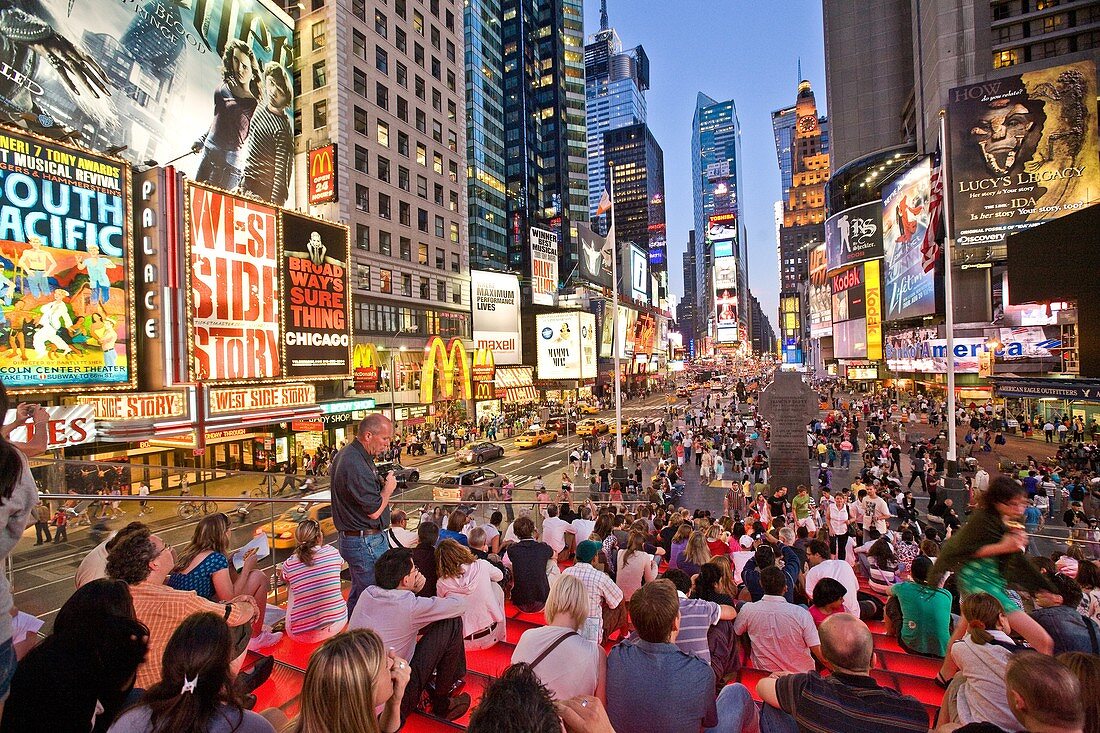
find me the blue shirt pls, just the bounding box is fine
[438,528,469,546]
[1023,506,1042,527]
[606,639,716,732]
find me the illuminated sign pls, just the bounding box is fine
[630,245,649,303]
[576,222,613,290]
[352,343,381,392]
[707,213,737,242]
[473,348,496,401]
[77,392,186,420]
[5,405,96,449]
[846,366,879,380]
[530,227,558,305]
[864,259,883,361]
[291,420,323,432]
[882,157,937,321]
[713,252,738,343]
[537,312,597,380]
[208,384,316,414]
[825,201,882,271]
[0,129,135,393]
[307,144,338,205]
[320,397,378,414]
[420,336,472,404]
[186,184,281,381]
[808,243,831,338]
[471,270,522,364]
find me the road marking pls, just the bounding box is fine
[501,459,524,468]
[540,461,559,469]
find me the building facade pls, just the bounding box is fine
[604,123,667,277]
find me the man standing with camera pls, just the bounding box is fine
[332,413,398,614]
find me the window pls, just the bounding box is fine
[445,9,454,31]
[434,183,444,206]
[447,129,457,152]
[312,100,327,128]
[377,120,389,146]
[353,30,367,59]
[354,106,368,135]
[446,39,456,63]
[396,62,408,88]
[431,57,441,80]
[429,0,439,16]
[416,143,427,166]
[414,42,425,66]
[375,47,388,74]
[401,273,412,296]
[415,109,427,133]
[311,21,325,50]
[395,0,407,18]
[993,49,1018,68]
[448,161,458,183]
[434,215,444,237]
[415,76,426,99]
[353,68,368,96]
[374,9,387,38]
[377,156,390,183]
[419,278,430,299]
[358,265,371,290]
[379,231,392,256]
[312,61,326,88]
[399,200,411,226]
[352,0,365,19]
[449,222,459,243]
[398,166,410,191]
[431,25,440,49]
[396,27,407,53]
[356,224,370,251]
[418,242,428,265]
[448,190,458,212]
[418,208,429,232]
[433,152,443,175]
[379,269,392,294]
[354,145,368,173]
[378,193,391,219]
[432,89,441,112]
[436,280,446,301]
[396,96,408,121]
[417,175,428,198]
[446,70,455,93]
[400,237,411,261]
[435,248,445,270]
[355,184,369,211]
[452,289,462,306]
[447,100,456,121]
[413,10,424,35]
[376,82,388,109]
[397,131,409,157]
[432,121,443,143]
[451,253,460,272]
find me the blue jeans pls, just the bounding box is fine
[705,684,760,733]
[0,637,14,702]
[339,532,390,614]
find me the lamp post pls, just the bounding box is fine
[379,327,408,426]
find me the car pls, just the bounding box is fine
[265,491,334,549]
[437,468,506,500]
[457,441,505,464]
[576,418,610,437]
[545,415,574,435]
[676,387,690,397]
[376,461,420,487]
[516,427,559,448]
[577,403,600,415]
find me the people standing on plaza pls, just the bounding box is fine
[331,414,398,615]
[32,499,50,545]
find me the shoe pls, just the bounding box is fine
[237,654,274,693]
[432,692,471,721]
[247,629,283,651]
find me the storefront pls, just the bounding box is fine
[991,376,1100,429]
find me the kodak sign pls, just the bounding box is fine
[308,144,338,205]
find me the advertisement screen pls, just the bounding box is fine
[280,213,350,378]
[885,326,1057,373]
[713,254,738,343]
[808,244,831,337]
[948,60,1098,248]
[536,311,596,380]
[633,313,657,355]
[472,270,522,365]
[825,201,882,272]
[707,213,737,243]
[882,157,937,321]
[187,184,280,381]
[630,245,648,302]
[576,222,613,290]
[530,227,558,305]
[0,130,134,392]
[308,144,338,205]
[15,0,296,208]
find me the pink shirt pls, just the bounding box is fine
[436,559,505,637]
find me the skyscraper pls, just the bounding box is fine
[771,105,796,206]
[604,123,666,279]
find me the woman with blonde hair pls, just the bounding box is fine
[511,574,606,703]
[707,555,739,599]
[289,629,410,733]
[279,520,346,642]
[435,539,506,650]
[676,532,712,577]
[167,512,278,650]
[1058,652,1100,733]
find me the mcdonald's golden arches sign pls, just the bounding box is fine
[308,144,338,205]
[420,336,472,404]
[472,348,496,401]
[352,343,381,392]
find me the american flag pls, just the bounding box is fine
[921,151,944,274]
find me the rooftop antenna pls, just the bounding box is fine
[797,57,802,83]
[600,0,609,32]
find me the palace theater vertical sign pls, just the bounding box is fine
[186,184,281,381]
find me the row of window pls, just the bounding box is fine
[993,31,1096,66]
[353,263,464,305]
[353,301,470,341]
[352,223,462,267]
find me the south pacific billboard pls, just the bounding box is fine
[882,157,937,322]
[0,128,135,392]
[6,0,296,208]
[948,60,1098,248]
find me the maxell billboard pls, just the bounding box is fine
[471,270,522,365]
[948,60,1098,248]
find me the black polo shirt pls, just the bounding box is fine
[330,440,388,531]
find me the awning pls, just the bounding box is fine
[990,375,1100,401]
[495,367,534,389]
[505,386,539,403]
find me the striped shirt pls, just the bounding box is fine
[776,670,928,733]
[240,104,293,205]
[280,544,346,635]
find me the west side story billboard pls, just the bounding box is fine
[0,128,135,392]
[948,60,1098,248]
[8,0,296,207]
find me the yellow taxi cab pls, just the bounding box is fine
[265,491,335,549]
[577,403,600,415]
[576,418,610,437]
[515,427,559,448]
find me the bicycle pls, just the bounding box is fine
[176,499,219,520]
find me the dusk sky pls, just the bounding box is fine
[581,0,828,329]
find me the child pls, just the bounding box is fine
[809,577,847,626]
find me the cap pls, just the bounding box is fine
[575,540,602,563]
[739,535,754,549]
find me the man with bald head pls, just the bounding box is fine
[731,613,928,733]
[332,413,398,613]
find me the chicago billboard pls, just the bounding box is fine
[882,157,937,321]
[808,243,831,338]
[8,0,295,208]
[0,129,135,392]
[948,60,1098,248]
[471,270,522,365]
[280,212,351,378]
[530,226,558,305]
[824,201,882,272]
[186,183,280,381]
[536,311,597,380]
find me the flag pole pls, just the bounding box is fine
[608,167,626,481]
[939,109,959,475]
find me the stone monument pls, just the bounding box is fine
[757,371,819,496]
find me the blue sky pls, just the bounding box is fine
[581,0,827,328]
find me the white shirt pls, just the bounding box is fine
[512,626,602,701]
[541,516,574,554]
[825,502,851,536]
[732,595,819,674]
[804,559,860,616]
[863,495,890,533]
[570,518,596,544]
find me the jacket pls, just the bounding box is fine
[436,559,505,637]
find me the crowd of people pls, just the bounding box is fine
[1,375,1099,732]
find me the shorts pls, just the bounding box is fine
[957,557,1021,613]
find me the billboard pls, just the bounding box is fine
[713,251,738,343]
[629,245,649,303]
[808,243,832,338]
[536,311,597,380]
[186,183,280,381]
[0,130,135,392]
[576,222,613,290]
[599,302,637,359]
[707,213,737,243]
[281,212,351,378]
[307,144,338,205]
[12,0,296,208]
[471,270,522,365]
[530,226,558,305]
[830,260,883,360]
[884,326,1052,373]
[825,201,882,272]
[948,60,1099,248]
[882,157,937,321]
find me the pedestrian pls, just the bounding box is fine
[136,481,150,516]
[33,499,51,545]
[51,507,68,543]
[331,414,399,614]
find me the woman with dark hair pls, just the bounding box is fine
[1,579,148,732]
[809,577,847,626]
[0,382,49,715]
[411,522,440,597]
[108,612,275,733]
[930,475,1056,654]
[690,562,736,606]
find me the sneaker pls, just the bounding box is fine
[237,654,274,693]
[247,629,283,651]
[432,692,471,721]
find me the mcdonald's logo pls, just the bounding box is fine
[472,347,496,401]
[352,342,380,391]
[308,144,338,205]
[420,336,472,404]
